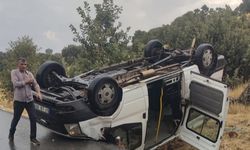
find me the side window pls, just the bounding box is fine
[105,123,142,150]
[187,109,221,142]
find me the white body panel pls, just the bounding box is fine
[210,69,224,81]
[181,65,200,100]
[179,72,229,150]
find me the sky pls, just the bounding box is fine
[0,0,242,53]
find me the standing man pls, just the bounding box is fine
[8,57,42,145]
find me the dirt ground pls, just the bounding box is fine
[219,104,250,150]
[0,86,249,150]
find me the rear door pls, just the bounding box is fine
[179,72,229,150]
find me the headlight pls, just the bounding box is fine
[64,123,82,136]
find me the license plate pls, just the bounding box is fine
[35,103,49,114]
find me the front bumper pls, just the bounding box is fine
[34,99,97,137]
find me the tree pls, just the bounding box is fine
[6,36,38,71]
[132,30,149,56]
[45,48,53,55]
[61,45,83,76]
[0,36,39,89]
[61,45,81,65]
[0,52,6,72]
[235,0,250,14]
[201,4,209,15]
[70,0,131,71]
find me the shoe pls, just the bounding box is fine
[30,138,40,145]
[8,135,14,142]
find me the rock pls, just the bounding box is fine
[228,131,238,138]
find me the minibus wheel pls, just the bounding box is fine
[88,77,122,116]
[144,39,163,58]
[193,43,217,76]
[36,61,66,88]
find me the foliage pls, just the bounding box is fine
[62,45,81,65]
[61,44,84,76]
[132,30,149,57]
[45,48,53,55]
[0,52,6,72]
[69,0,131,73]
[235,0,250,14]
[225,68,244,88]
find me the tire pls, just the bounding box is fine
[193,44,217,76]
[88,77,122,116]
[144,39,163,58]
[36,61,66,88]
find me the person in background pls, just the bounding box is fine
[8,57,42,145]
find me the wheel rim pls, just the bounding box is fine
[202,49,213,67]
[97,83,115,105]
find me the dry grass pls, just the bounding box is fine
[221,103,250,150]
[0,87,27,115]
[0,87,13,111]
[228,83,248,100]
[214,83,250,150]
[228,102,250,114]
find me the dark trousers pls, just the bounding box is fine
[9,101,37,139]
